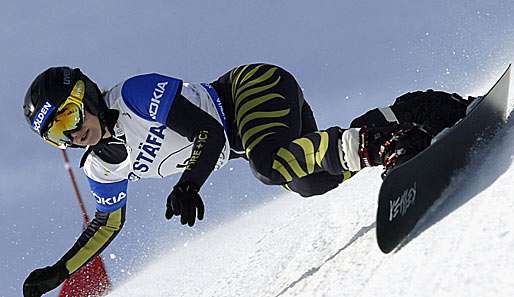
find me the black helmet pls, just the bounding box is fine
[23,67,106,139]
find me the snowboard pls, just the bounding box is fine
[376,65,511,253]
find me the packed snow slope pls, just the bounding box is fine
[106,112,514,297]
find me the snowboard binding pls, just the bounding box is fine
[379,124,432,176]
[358,123,432,177]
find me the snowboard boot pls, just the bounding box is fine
[390,89,471,136]
[350,108,393,128]
[350,90,473,137]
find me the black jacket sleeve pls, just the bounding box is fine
[58,206,126,275]
[166,94,225,189]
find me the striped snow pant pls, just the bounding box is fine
[219,64,352,197]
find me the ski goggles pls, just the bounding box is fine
[42,80,86,148]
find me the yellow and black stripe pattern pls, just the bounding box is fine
[227,64,350,185]
[229,64,292,157]
[60,207,125,274]
[272,130,353,183]
[272,131,331,182]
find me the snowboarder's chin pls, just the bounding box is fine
[86,127,102,145]
[73,126,101,146]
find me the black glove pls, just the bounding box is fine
[165,182,204,227]
[23,261,68,297]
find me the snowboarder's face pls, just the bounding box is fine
[69,109,103,146]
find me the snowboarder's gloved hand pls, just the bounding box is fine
[165,181,205,227]
[358,123,431,169]
[23,261,68,297]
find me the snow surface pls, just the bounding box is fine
[105,117,514,297]
[2,1,514,297]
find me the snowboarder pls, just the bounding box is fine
[21,63,471,296]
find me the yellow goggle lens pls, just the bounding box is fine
[44,102,83,146]
[43,81,86,148]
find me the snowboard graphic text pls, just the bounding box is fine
[389,182,416,222]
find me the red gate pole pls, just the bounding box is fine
[60,149,90,225]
